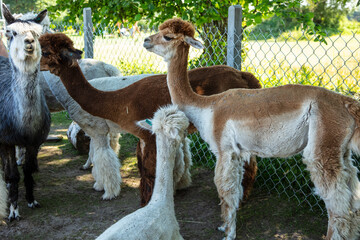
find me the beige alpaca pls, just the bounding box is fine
[144,18,360,240]
[97,105,188,240]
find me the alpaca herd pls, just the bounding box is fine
[1,4,360,240]
[38,32,260,207]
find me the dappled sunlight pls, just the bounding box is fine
[76,173,94,183]
[122,177,140,188]
[38,145,63,158]
[46,157,73,166]
[121,156,140,188]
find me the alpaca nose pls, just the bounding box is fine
[25,38,34,44]
[143,37,152,49]
[24,37,35,51]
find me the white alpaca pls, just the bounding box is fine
[0,170,7,218]
[97,105,188,240]
[144,18,360,240]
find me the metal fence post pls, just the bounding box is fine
[83,7,93,58]
[227,5,242,70]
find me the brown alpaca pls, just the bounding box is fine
[38,32,259,206]
[144,18,360,240]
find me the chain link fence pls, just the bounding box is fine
[49,15,360,214]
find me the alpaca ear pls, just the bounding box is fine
[32,9,47,24]
[137,119,153,132]
[184,36,204,49]
[2,4,15,25]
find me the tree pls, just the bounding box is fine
[307,0,350,30]
[49,0,329,67]
[3,0,37,13]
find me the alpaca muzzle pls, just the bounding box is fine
[143,37,153,50]
[24,43,34,54]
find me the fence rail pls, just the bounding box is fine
[49,6,360,214]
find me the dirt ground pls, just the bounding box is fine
[0,119,328,240]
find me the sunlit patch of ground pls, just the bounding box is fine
[120,156,140,188]
[76,173,94,183]
[38,145,63,158]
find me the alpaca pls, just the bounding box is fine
[0,170,7,218]
[97,105,188,240]
[144,18,360,240]
[0,4,50,221]
[42,58,123,112]
[38,32,260,206]
[42,69,155,199]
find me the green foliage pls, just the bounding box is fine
[5,0,36,13]
[50,111,72,127]
[116,59,165,76]
[255,155,323,209]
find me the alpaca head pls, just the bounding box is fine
[14,12,52,34]
[137,105,189,142]
[143,18,204,62]
[2,4,47,72]
[39,33,83,76]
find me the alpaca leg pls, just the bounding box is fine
[23,146,40,208]
[241,155,258,202]
[175,137,192,190]
[214,151,244,240]
[342,150,360,239]
[82,138,94,170]
[137,137,156,206]
[0,169,7,218]
[91,135,121,200]
[109,132,121,156]
[304,153,353,240]
[173,141,185,188]
[0,144,20,221]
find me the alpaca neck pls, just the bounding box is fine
[149,134,177,208]
[10,58,42,116]
[167,44,202,107]
[57,63,122,122]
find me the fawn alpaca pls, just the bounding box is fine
[144,18,360,240]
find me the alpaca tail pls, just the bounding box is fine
[0,169,8,218]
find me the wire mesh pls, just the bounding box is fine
[49,22,360,214]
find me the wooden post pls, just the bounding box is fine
[83,7,93,58]
[227,5,242,70]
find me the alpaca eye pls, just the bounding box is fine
[5,30,12,38]
[163,36,173,41]
[12,31,17,37]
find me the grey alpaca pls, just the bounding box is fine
[0,4,50,221]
